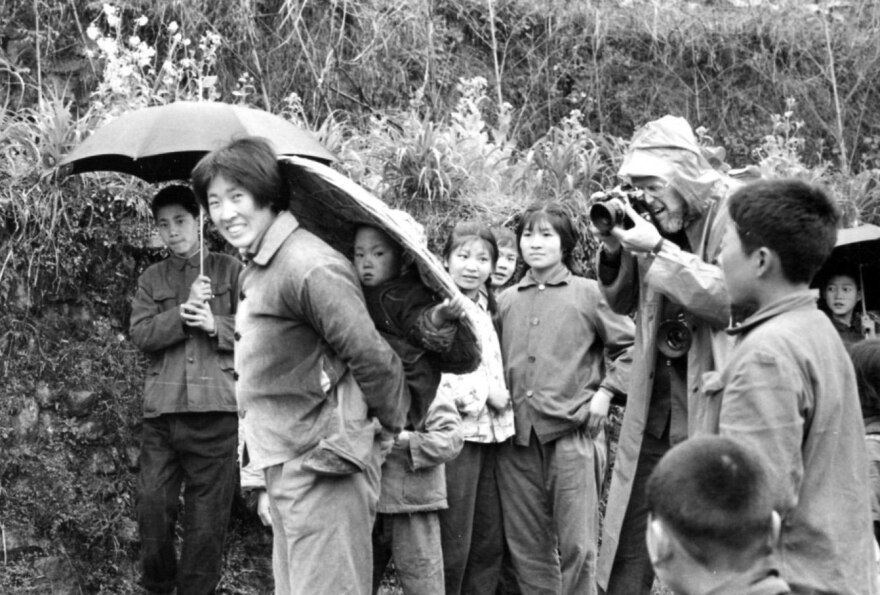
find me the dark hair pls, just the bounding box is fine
[443,221,499,314]
[490,226,517,251]
[151,184,199,219]
[191,136,285,212]
[515,202,579,272]
[849,339,880,421]
[727,178,839,284]
[646,435,775,571]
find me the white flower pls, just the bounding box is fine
[182,38,191,47]
[167,21,179,34]
[102,3,117,17]
[128,35,140,48]
[136,15,148,27]
[86,24,100,41]
[106,14,119,28]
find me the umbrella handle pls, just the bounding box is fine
[200,210,205,278]
[860,265,876,339]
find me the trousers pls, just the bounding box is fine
[137,411,238,595]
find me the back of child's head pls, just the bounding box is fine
[515,201,579,271]
[151,185,199,220]
[849,339,880,421]
[191,136,285,213]
[727,178,839,285]
[646,435,775,572]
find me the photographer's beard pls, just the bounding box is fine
[648,193,688,236]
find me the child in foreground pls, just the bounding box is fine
[645,435,789,595]
[704,178,877,593]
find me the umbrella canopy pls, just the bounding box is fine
[281,156,482,373]
[813,223,880,311]
[57,101,335,183]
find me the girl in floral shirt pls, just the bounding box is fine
[438,221,515,595]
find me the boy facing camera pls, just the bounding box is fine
[129,185,242,594]
[701,178,877,593]
[645,435,788,595]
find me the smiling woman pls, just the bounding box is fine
[191,135,411,594]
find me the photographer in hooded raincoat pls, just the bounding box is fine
[593,115,744,595]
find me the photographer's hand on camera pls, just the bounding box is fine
[605,203,663,256]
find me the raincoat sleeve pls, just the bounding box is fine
[591,294,635,398]
[407,391,464,470]
[644,239,730,329]
[717,348,804,511]
[130,270,187,353]
[597,250,641,316]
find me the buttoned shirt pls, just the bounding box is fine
[235,211,407,470]
[497,266,634,445]
[130,251,241,417]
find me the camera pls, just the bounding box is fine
[589,186,653,234]
[657,314,693,359]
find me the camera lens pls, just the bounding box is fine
[589,200,625,235]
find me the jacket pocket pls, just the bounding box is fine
[211,282,233,314]
[402,464,444,505]
[152,288,178,311]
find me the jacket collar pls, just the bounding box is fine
[728,289,818,336]
[250,211,300,266]
[168,249,202,271]
[517,264,571,290]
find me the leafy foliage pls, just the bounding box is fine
[1,0,880,591]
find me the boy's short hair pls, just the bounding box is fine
[191,136,285,213]
[646,435,775,570]
[727,178,839,284]
[849,339,880,420]
[491,226,517,251]
[151,185,199,220]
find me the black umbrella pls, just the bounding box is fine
[56,101,335,183]
[57,101,336,275]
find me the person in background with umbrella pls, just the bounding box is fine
[129,185,242,595]
[191,136,407,595]
[817,264,866,346]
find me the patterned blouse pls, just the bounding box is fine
[437,292,515,443]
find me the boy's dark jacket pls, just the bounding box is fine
[130,251,241,417]
[362,269,477,429]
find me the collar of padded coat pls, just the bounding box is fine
[248,210,300,266]
[727,289,819,336]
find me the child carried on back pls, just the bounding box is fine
[303,221,467,476]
